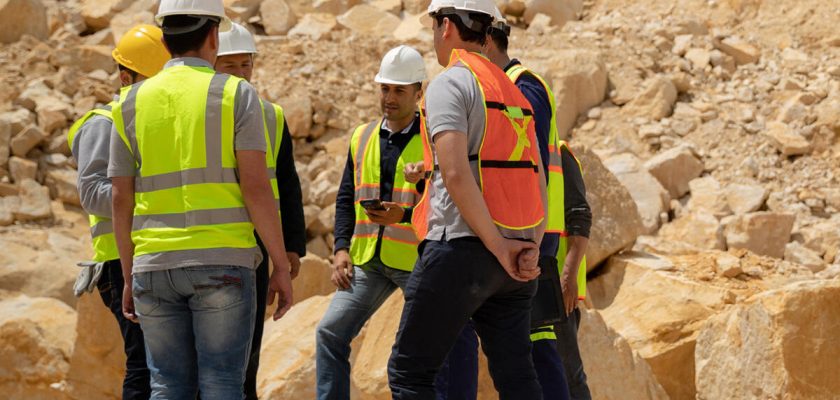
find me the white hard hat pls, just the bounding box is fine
[491,6,510,36]
[427,0,497,18]
[156,0,233,33]
[375,45,427,85]
[218,23,257,56]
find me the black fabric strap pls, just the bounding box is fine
[485,101,534,116]
[481,160,538,171]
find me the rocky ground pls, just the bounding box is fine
[0,0,838,399]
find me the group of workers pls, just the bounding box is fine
[68,0,593,399]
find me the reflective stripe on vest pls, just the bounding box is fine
[262,99,285,223]
[68,101,120,262]
[530,325,557,342]
[112,66,257,257]
[412,49,545,240]
[349,120,422,271]
[507,65,587,300]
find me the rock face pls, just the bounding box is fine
[0,0,48,43]
[695,280,840,399]
[604,153,670,234]
[66,293,124,400]
[0,293,77,400]
[578,309,669,400]
[573,146,644,270]
[587,252,733,400]
[644,145,705,198]
[725,212,795,259]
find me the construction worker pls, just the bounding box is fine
[214,23,307,400]
[314,44,430,400]
[387,0,548,398]
[67,24,170,400]
[108,1,294,398]
[432,8,594,400]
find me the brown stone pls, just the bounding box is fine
[292,255,335,302]
[0,119,10,167]
[10,124,44,157]
[9,156,37,183]
[658,212,725,250]
[623,76,678,120]
[80,0,131,31]
[66,292,125,400]
[713,36,760,65]
[35,96,73,133]
[537,50,607,138]
[0,0,49,43]
[288,13,338,40]
[695,280,840,399]
[524,0,582,27]
[724,182,768,214]
[13,178,51,221]
[725,212,795,259]
[604,153,670,234]
[337,4,401,36]
[784,241,826,273]
[686,176,732,218]
[45,169,80,206]
[644,145,704,198]
[224,0,263,19]
[260,0,298,35]
[764,121,811,157]
[402,0,431,14]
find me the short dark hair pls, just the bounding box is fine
[118,64,139,80]
[489,28,509,53]
[161,15,219,56]
[434,12,492,46]
[412,82,422,91]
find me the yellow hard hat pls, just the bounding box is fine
[112,24,171,78]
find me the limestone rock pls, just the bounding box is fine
[685,48,711,69]
[1,109,36,134]
[624,76,678,120]
[588,252,733,399]
[0,228,84,305]
[370,0,401,14]
[313,0,362,15]
[279,88,313,138]
[76,45,117,74]
[725,212,795,259]
[764,121,811,157]
[293,255,335,302]
[402,0,431,14]
[45,169,80,206]
[713,36,760,65]
[578,308,669,400]
[784,242,825,273]
[224,0,263,19]
[337,4,401,36]
[524,0,582,28]
[307,235,332,259]
[0,293,76,399]
[13,179,51,221]
[695,280,840,399]
[314,206,335,235]
[35,96,73,133]
[108,0,156,44]
[289,13,338,40]
[10,125,44,157]
[724,183,768,214]
[574,146,644,270]
[394,12,432,42]
[81,0,130,31]
[260,0,297,36]
[604,153,670,234]
[0,196,17,226]
[686,176,732,218]
[0,0,49,43]
[0,119,10,167]
[350,291,402,399]
[9,156,37,183]
[65,292,125,400]
[310,178,339,208]
[644,145,704,198]
[536,49,607,138]
[256,295,333,399]
[658,212,725,250]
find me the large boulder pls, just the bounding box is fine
[695,280,840,399]
[350,291,402,399]
[292,255,335,302]
[658,212,725,250]
[644,145,705,199]
[260,0,297,36]
[623,76,678,121]
[523,0,582,27]
[587,252,734,400]
[724,212,795,259]
[573,146,644,270]
[0,0,48,43]
[14,179,52,221]
[0,293,77,399]
[604,153,670,234]
[65,293,124,400]
[337,4,401,36]
[288,13,338,40]
[578,309,669,400]
[80,0,131,31]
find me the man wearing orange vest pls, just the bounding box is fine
[67,25,171,400]
[387,1,548,398]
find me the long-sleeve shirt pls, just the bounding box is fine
[333,114,421,254]
[267,118,307,256]
[71,113,115,219]
[504,59,592,257]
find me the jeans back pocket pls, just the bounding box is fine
[185,266,248,310]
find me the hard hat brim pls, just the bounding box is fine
[155,12,233,32]
[374,74,424,85]
[216,49,258,56]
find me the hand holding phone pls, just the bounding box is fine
[360,199,387,211]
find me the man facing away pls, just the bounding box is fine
[214,22,307,400]
[108,1,293,398]
[388,0,548,399]
[67,24,170,400]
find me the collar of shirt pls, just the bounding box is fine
[380,112,420,138]
[503,58,523,73]
[164,57,214,70]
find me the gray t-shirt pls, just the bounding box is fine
[107,57,266,273]
[424,62,536,241]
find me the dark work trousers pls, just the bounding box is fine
[388,238,543,400]
[96,259,151,400]
[554,309,591,400]
[434,322,479,400]
[244,245,271,400]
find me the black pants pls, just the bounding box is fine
[388,238,542,400]
[244,245,270,400]
[97,260,151,400]
[554,308,591,400]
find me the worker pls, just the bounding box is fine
[432,8,593,400]
[315,44,429,400]
[214,22,307,400]
[107,0,294,398]
[387,0,548,398]
[67,24,170,400]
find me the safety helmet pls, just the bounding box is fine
[491,6,511,36]
[112,24,171,78]
[375,45,427,85]
[156,0,233,33]
[218,23,258,56]
[427,0,496,33]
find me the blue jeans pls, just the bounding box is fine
[133,266,257,400]
[316,257,410,400]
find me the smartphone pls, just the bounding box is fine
[360,199,387,211]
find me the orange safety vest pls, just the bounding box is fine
[412,49,544,240]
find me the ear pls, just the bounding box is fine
[442,17,453,39]
[119,70,134,86]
